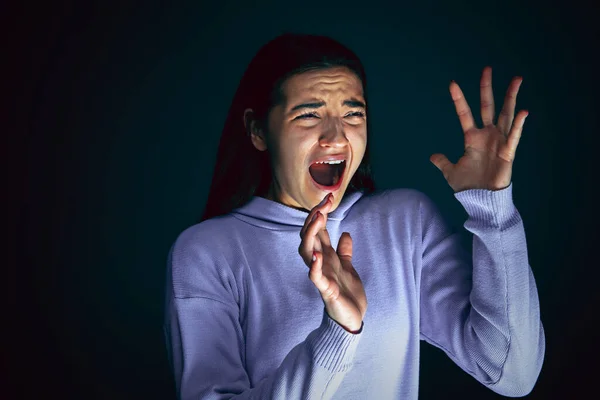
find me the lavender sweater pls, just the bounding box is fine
[163,183,545,399]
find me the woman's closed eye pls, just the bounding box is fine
[295,111,319,120]
[293,111,365,120]
[346,111,365,118]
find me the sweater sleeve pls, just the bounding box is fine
[417,183,545,397]
[163,232,363,400]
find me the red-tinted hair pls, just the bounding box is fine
[200,33,376,222]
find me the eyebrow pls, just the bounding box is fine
[289,99,366,112]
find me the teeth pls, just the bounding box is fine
[315,160,345,165]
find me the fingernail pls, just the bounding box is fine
[318,195,329,207]
[312,251,317,262]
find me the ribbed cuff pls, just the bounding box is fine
[306,309,363,372]
[454,182,522,230]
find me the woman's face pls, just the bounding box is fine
[247,66,367,212]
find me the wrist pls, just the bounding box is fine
[342,321,364,334]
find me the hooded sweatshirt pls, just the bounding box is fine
[163,183,545,399]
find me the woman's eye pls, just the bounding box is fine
[295,112,318,120]
[294,111,365,120]
[346,111,365,118]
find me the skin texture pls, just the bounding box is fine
[242,65,527,333]
[244,66,368,332]
[298,193,367,333]
[430,66,529,193]
[245,66,367,213]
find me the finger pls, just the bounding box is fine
[299,212,325,265]
[336,232,353,263]
[300,193,334,239]
[300,194,329,239]
[299,236,323,267]
[450,81,476,133]
[500,110,528,162]
[337,233,361,279]
[317,214,332,248]
[314,196,334,249]
[313,212,328,250]
[317,205,332,248]
[497,76,523,135]
[309,251,331,295]
[480,66,495,126]
[429,153,454,181]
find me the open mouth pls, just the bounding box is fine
[308,160,346,189]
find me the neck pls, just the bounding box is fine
[262,182,307,212]
[265,182,276,202]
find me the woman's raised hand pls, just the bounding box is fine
[299,193,367,333]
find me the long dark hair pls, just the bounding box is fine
[200,33,376,222]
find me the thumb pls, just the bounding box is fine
[430,153,453,178]
[336,232,353,262]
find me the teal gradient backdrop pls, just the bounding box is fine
[16,0,598,398]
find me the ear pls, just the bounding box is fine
[243,108,267,151]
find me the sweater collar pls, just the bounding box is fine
[230,190,365,230]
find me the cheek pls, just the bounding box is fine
[275,147,303,177]
[350,129,367,153]
[349,132,367,173]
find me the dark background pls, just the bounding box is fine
[10,0,599,398]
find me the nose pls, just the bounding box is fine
[319,119,348,148]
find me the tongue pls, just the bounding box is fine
[309,163,340,187]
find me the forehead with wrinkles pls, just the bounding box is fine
[281,67,364,106]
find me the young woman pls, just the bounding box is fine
[163,33,545,399]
